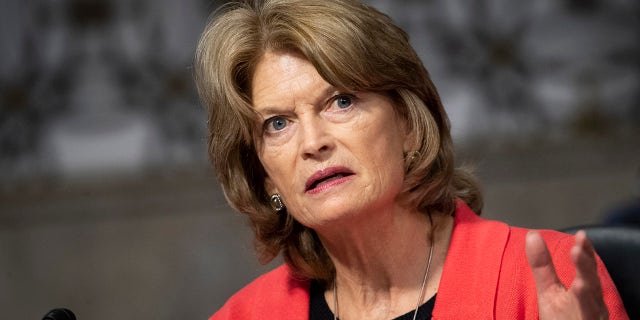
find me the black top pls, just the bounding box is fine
[309,280,436,320]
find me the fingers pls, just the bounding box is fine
[526,230,610,319]
[571,231,600,291]
[526,230,562,292]
[570,231,607,317]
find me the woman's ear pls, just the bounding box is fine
[402,117,417,153]
[264,176,278,195]
[403,133,416,153]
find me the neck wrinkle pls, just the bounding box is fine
[317,208,453,319]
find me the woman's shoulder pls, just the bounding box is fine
[455,200,575,255]
[209,264,310,320]
[503,226,576,283]
[508,226,574,251]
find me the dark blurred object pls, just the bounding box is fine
[562,226,640,319]
[603,200,640,227]
[42,308,76,320]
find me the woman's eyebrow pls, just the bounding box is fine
[255,85,340,116]
[322,85,341,97]
[255,106,286,117]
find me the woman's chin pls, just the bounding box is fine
[299,202,387,232]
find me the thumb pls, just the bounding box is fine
[526,230,563,292]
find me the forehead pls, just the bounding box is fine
[251,51,331,109]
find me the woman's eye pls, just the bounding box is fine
[335,95,353,109]
[266,116,287,132]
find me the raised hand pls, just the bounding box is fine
[525,230,609,320]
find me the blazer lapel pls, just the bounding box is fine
[432,201,510,319]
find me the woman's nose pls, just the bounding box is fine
[299,117,334,160]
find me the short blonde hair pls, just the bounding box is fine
[194,0,482,284]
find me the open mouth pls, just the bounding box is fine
[305,168,354,192]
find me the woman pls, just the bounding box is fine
[194,0,628,319]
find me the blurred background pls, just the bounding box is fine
[0,0,638,319]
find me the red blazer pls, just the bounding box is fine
[210,202,628,319]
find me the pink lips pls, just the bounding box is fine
[305,166,354,194]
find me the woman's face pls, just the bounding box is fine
[251,51,411,229]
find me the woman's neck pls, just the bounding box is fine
[316,206,454,320]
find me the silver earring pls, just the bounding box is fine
[269,194,285,212]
